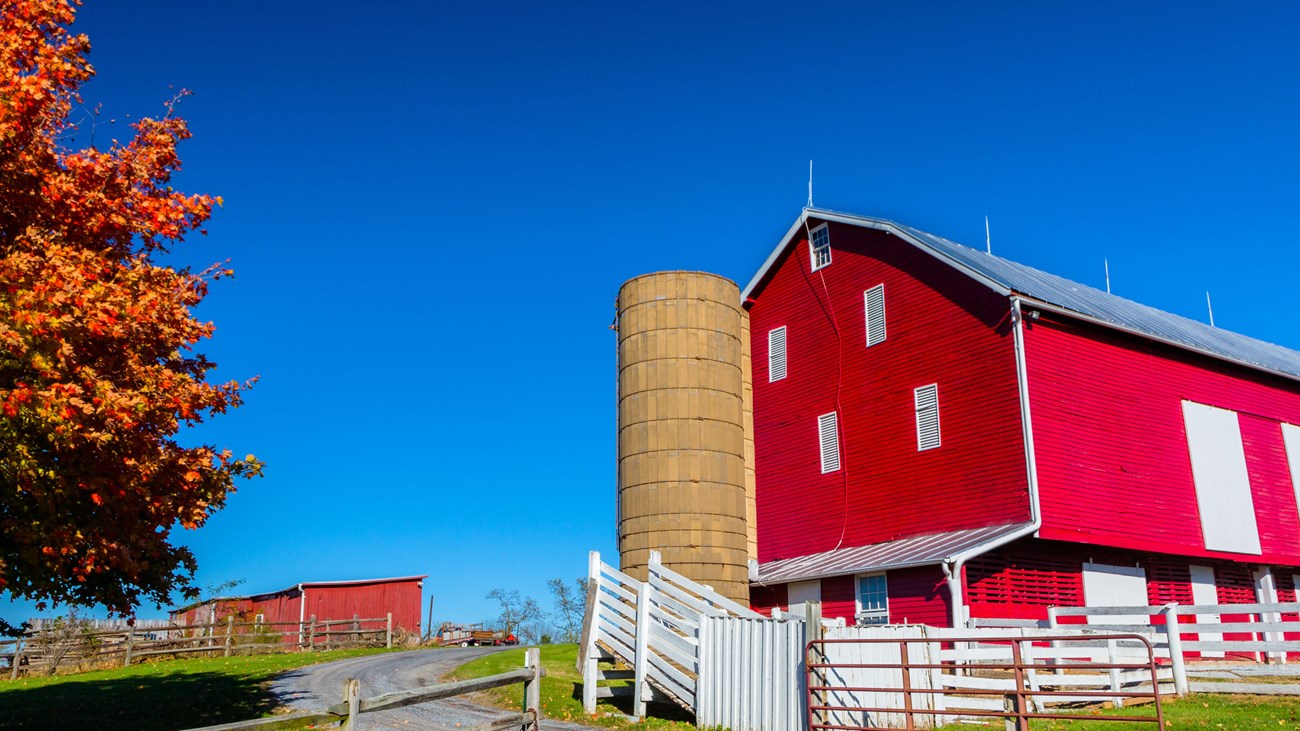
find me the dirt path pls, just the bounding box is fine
[269,647,591,730]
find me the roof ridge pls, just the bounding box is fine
[745,208,1300,383]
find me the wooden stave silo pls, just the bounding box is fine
[616,271,752,604]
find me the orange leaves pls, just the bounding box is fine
[0,0,260,616]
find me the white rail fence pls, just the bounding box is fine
[697,619,1171,730]
[812,626,1169,730]
[976,601,1300,695]
[582,577,1300,728]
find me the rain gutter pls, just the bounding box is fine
[941,297,1043,628]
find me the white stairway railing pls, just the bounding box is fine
[578,550,761,718]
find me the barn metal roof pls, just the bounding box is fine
[168,575,428,613]
[742,208,1300,383]
[753,523,1032,585]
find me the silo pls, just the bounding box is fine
[616,271,751,604]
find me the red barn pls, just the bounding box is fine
[169,575,426,635]
[744,208,1300,628]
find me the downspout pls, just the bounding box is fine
[298,584,305,645]
[942,297,1043,628]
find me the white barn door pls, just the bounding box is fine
[1082,563,1149,625]
[787,579,821,608]
[1189,565,1223,658]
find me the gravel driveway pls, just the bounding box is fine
[269,647,591,730]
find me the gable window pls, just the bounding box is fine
[915,383,941,451]
[856,573,889,625]
[768,326,787,382]
[864,284,886,347]
[818,412,840,474]
[809,223,832,271]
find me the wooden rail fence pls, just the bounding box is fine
[181,647,544,731]
[2,613,394,677]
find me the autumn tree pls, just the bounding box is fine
[0,0,260,629]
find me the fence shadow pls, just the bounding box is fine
[0,671,279,730]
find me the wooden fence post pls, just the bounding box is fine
[340,677,360,731]
[1106,638,1123,708]
[308,615,317,651]
[807,601,825,731]
[9,637,23,680]
[1160,603,1188,696]
[524,647,542,731]
[124,627,135,667]
[579,551,602,715]
[1046,606,1063,675]
[632,579,650,719]
[386,613,393,649]
[223,616,234,657]
[352,613,360,647]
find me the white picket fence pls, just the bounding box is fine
[578,550,762,719]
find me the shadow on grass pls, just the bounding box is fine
[0,671,279,730]
[566,680,695,724]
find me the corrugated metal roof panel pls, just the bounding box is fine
[744,209,1300,382]
[889,217,1300,381]
[754,523,1031,584]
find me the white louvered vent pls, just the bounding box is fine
[818,412,841,473]
[810,223,832,270]
[915,384,940,451]
[865,284,886,347]
[768,326,787,382]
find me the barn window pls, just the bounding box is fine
[768,326,787,382]
[818,412,840,473]
[864,284,886,347]
[254,613,264,626]
[915,384,941,451]
[1181,401,1261,554]
[856,573,888,625]
[809,223,832,271]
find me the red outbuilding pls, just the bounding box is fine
[169,575,426,636]
[744,208,1300,628]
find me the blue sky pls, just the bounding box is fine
[6,2,1300,629]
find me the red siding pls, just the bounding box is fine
[169,578,423,635]
[302,580,423,634]
[967,541,1085,621]
[748,222,1030,564]
[1026,316,1300,565]
[750,583,788,617]
[886,566,950,626]
[821,575,857,623]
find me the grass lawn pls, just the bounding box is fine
[924,692,1300,730]
[1016,693,1300,730]
[0,647,398,730]
[449,643,692,729]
